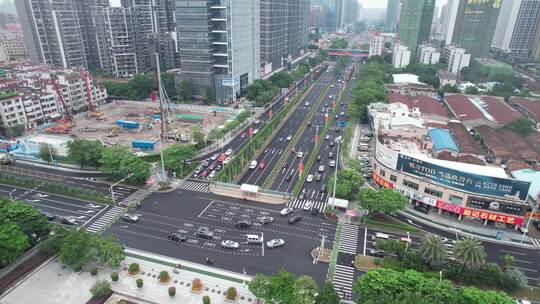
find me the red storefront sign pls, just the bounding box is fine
[372,172,394,189]
[436,200,524,225]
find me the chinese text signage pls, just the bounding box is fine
[372,172,394,189]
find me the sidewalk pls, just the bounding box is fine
[14,158,103,174]
[1,248,256,304]
[400,205,536,249]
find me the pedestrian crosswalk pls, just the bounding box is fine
[287,198,326,211]
[531,238,540,249]
[118,188,152,208]
[177,180,210,193]
[339,223,358,255]
[85,206,125,233]
[332,265,355,300]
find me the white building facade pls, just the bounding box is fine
[369,33,384,57]
[444,44,470,75]
[392,43,411,69]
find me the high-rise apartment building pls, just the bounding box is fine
[311,0,347,32]
[386,0,400,33]
[532,12,540,61]
[16,0,87,68]
[310,5,326,28]
[369,33,384,58]
[444,44,470,75]
[176,0,260,102]
[417,42,440,64]
[393,43,411,68]
[397,0,435,52]
[491,0,540,57]
[447,0,501,56]
[440,0,458,43]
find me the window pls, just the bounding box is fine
[424,187,442,198]
[449,195,462,204]
[379,169,385,177]
[403,180,419,190]
[390,175,397,182]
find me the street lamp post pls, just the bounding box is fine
[331,138,341,210]
[521,202,538,243]
[9,189,16,201]
[110,173,134,206]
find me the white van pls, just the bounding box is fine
[371,232,390,241]
[246,234,263,244]
[249,160,258,169]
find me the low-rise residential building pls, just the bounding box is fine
[417,42,440,65]
[0,38,27,61]
[392,43,411,68]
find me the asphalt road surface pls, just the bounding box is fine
[104,190,336,286]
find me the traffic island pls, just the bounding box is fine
[354,255,379,271]
[311,247,331,263]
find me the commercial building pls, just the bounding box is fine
[368,33,384,58]
[386,0,400,33]
[311,0,348,32]
[369,103,533,230]
[176,0,260,102]
[392,43,411,68]
[397,0,435,52]
[310,5,326,28]
[0,38,28,61]
[532,14,540,61]
[260,0,309,74]
[443,44,470,75]
[447,0,501,56]
[0,64,107,135]
[491,0,540,57]
[417,42,440,64]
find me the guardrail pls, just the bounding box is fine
[0,164,66,181]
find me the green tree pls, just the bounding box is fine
[128,74,154,100]
[293,275,319,304]
[4,124,25,138]
[441,84,460,93]
[38,143,56,163]
[330,38,348,49]
[0,198,50,245]
[465,86,480,95]
[419,234,447,269]
[41,226,69,255]
[327,169,365,200]
[501,254,515,272]
[357,188,407,215]
[270,71,294,88]
[59,229,95,269]
[162,144,197,175]
[0,220,29,267]
[178,80,193,102]
[503,268,528,289]
[99,146,150,185]
[504,117,534,137]
[203,86,214,103]
[89,280,112,298]
[315,282,340,304]
[193,130,206,150]
[458,287,514,304]
[453,237,486,270]
[67,139,103,168]
[248,273,273,303]
[270,269,296,304]
[96,236,125,268]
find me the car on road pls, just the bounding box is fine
[340,111,345,116]
[122,213,139,223]
[285,174,293,181]
[329,160,336,167]
[325,103,329,107]
[315,173,322,182]
[168,232,187,242]
[328,152,334,158]
[200,170,209,177]
[236,220,252,228]
[257,216,274,224]
[40,211,55,221]
[325,134,330,140]
[297,152,303,158]
[246,234,263,244]
[286,135,293,141]
[221,240,240,249]
[335,114,339,119]
[210,154,219,161]
[369,249,385,258]
[320,184,326,193]
[196,227,214,238]
[303,201,313,211]
[195,167,201,174]
[306,174,314,182]
[329,141,334,147]
[307,122,311,127]
[288,216,302,224]
[318,165,325,172]
[59,216,76,225]
[253,128,259,134]
[305,102,309,106]
[280,207,294,216]
[278,137,284,142]
[316,155,322,162]
[311,208,319,216]
[266,239,285,249]
[249,160,258,169]
[240,132,246,138]
[215,165,223,171]
[225,148,233,156]
[202,161,210,168]
[259,161,266,169]
[209,171,216,178]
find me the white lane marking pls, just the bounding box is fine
[198,201,215,218]
[363,227,367,256]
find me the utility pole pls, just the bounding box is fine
[154,53,167,182]
[331,139,340,210]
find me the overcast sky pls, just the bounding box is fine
[360,0,448,9]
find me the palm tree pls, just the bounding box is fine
[453,237,486,270]
[502,254,515,272]
[419,234,447,268]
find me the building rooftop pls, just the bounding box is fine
[474,126,519,160]
[428,128,459,153]
[389,93,448,120]
[448,122,484,155]
[444,94,522,125]
[444,94,485,121]
[478,96,522,125]
[511,169,540,201]
[512,97,540,121]
[392,74,426,85]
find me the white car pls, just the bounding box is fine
[304,102,309,106]
[325,134,330,140]
[280,207,294,216]
[306,174,314,182]
[195,167,201,174]
[225,148,233,156]
[286,135,293,141]
[297,152,303,158]
[253,128,259,134]
[221,240,239,249]
[318,165,325,172]
[329,160,336,167]
[210,153,219,161]
[266,239,285,249]
[303,201,313,211]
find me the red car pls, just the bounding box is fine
[259,161,266,169]
[240,132,246,138]
[201,170,209,177]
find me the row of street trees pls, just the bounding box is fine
[248,270,340,304]
[347,62,387,120]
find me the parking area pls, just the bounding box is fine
[104,190,336,285]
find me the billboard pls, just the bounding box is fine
[435,200,523,225]
[396,154,531,201]
[375,140,399,170]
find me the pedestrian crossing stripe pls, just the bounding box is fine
[531,238,540,249]
[332,265,355,299]
[286,198,326,211]
[85,206,125,233]
[339,223,358,255]
[177,180,210,193]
